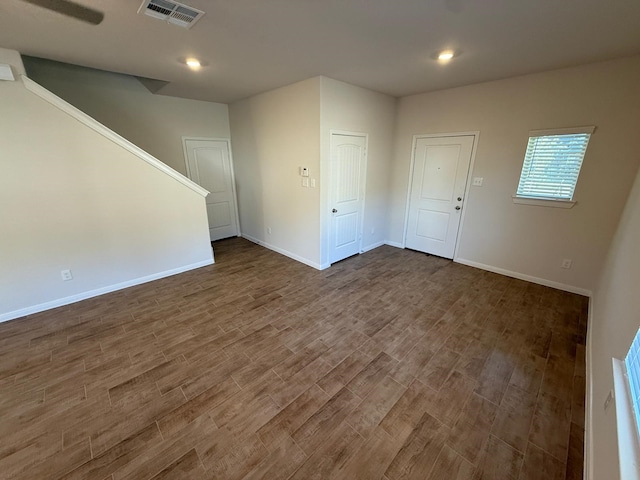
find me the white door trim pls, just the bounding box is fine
[402,131,480,260]
[328,129,369,265]
[181,137,241,237]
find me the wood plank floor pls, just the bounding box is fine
[0,237,587,479]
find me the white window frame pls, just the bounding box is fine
[512,126,595,208]
[612,328,640,480]
[625,329,640,439]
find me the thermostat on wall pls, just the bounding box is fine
[299,167,309,177]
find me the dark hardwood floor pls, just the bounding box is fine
[0,237,587,479]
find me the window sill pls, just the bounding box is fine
[512,196,576,208]
[612,358,640,480]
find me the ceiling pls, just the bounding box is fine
[1,0,640,103]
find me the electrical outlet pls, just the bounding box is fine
[61,269,73,281]
[604,389,614,410]
[267,227,272,235]
[472,177,484,186]
[561,259,572,269]
[371,228,375,235]
[310,178,316,188]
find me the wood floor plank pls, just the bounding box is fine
[288,422,364,480]
[148,448,207,480]
[113,414,217,480]
[200,434,268,480]
[529,391,572,462]
[269,356,333,408]
[156,377,240,437]
[447,393,498,465]
[384,411,448,480]
[426,445,475,480]
[346,375,406,439]
[346,351,398,398]
[417,346,460,391]
[292,386,361,455]
[316,349,371,397]
[240,434,307,480]
[338,426,406,480]
[519,442,566,480]
[257,384,329,448]
[60,423,163,480]
[379,379,434,441]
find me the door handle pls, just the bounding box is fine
[455,206,461,210]
[332,208,338,213]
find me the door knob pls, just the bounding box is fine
[457,197,462,201]
[332,208,338,213]
[455,206,461,210]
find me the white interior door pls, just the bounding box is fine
[184,139,239,241]
[329,134,367,264]
[405,135,474,258]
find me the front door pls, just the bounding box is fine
[405,135,474,258]
[184,139,239,241]
[329,134,367,264]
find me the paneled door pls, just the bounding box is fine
[329,133,367,264]
[184,139,239,241]
[405,135,474,258]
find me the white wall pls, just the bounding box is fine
[319,77,397,266]
[0,48,213,321]
[588,165,640,479]
[24,57,230,176]
[229,78,322,267]
[389,56,640,294]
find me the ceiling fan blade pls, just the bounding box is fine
[22,0,104,25]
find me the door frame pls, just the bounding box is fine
[328,129,369,265]
[402,131,480,260]
[181,136,241,238]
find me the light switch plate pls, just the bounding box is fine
[302,178,309,187]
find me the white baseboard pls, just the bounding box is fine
[241,234,324,270]
[384,241,404,249]
[454,257,593,297]
[361,241,385,253]
[585,297,594,480]
[0,259,214,323]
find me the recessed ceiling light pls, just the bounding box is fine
[185,58,201,69]
[438,50,455,62]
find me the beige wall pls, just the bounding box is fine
[390,56,640,294]
[589,166,640,479]
[24,57,230,176]
[319,77,397,266]
[0,48,213,321]
[229,78,322,267]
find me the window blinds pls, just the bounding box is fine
[516,132,592,200]
[625,329,640,439]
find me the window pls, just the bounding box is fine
[612,329,640,480]
[514,126,595,207]
[626,328,640,438]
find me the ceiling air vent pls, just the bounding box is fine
[138,0,205,29]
